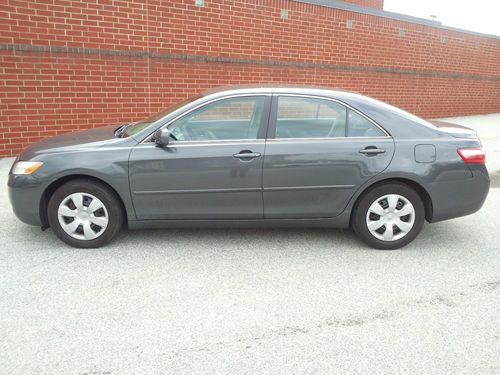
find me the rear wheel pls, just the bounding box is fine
[352,182,425,250]
[47,179,124,248]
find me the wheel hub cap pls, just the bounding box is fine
[77,211,90,221]
[366,194,415,242]
[57,192,109,241]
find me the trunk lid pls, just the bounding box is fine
[428,120,478,139]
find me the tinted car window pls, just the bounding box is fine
[168,96,265,141]
[276,97,347,138]
[347,110,385,137]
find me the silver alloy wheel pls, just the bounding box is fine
[366,194,415,242]
[57,192,109,240]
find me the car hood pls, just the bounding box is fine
[18,124,133,160]
[428,120,478,139]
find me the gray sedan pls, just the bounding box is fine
[7,86,490,249]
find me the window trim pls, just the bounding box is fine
[268,94,391,140]
[141,94,272,144]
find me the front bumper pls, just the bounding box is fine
[8,174,45,226]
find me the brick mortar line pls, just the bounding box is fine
[1,43,500,82]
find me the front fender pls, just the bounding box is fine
[33,147,136,224]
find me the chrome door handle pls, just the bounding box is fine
[359,148,386,155]
[233,152,261,159]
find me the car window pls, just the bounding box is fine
[122,95,202,137]
[275,97,347,138]
[347,110,385,137]
[167,96,265,142]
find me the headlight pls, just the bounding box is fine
[11,161,43,175]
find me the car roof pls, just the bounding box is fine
[201,84,358,97]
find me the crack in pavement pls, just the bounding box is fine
[161,276,500,358]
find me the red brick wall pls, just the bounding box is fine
[0,0,499,157]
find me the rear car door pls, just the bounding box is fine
[263,95,395,218]
[129,95,270,220]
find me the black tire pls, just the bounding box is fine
[47,178,124,248]
[352,182,425,250]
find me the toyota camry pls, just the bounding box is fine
[8,85,490,249]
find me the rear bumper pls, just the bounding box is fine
[8,174,44,226]
[429,165,490,223]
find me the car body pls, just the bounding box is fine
[8,85,490,249]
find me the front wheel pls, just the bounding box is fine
[352,183,425,250]
[47,179,124,248]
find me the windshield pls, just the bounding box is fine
[122,95,202,137]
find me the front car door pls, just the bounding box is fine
[129,95,270,220]
[263,94,395,218]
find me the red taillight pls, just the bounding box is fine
[457,147,486,164]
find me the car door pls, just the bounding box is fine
[129,95,271,220]
[263,94,395,218]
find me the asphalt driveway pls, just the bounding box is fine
[1,114,499,374]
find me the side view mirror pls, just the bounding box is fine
[154,128,171,147]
